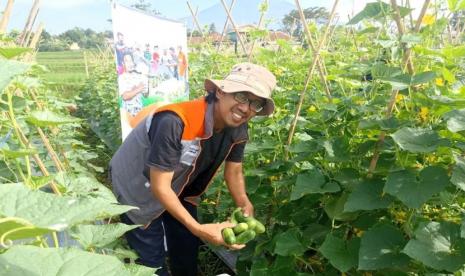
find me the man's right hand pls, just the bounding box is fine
[193,222,245,250]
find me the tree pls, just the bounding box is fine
[281,7,330,39]
[131,0,161,16]
[208,23,216,34]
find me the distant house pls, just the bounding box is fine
[69,42,80,50]
[227,24,258,42]
[268,31,291,41]
[189,32,228,45]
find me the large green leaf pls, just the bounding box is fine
[290,169,339,201]
[442,45,465,59]
[0,60,30,93]
[384,167,450,209]
[358,224,410,270]
[319,234,359,272]
[54,172,117,202]
[344,179,393,212]
[322,137,350,162]
[451,155,465,191]
[447,0,465,12]
[348,2,411,25]
[391,128,449,153]
[273,229,305,256]
[0,148,37,159]
[443,109,465,133]
[69,223,140,250]
[0,183,135,231]
[0,217,51,241]
[0,47,31,59]
[403,221,465,272]
[0,245,154,276]
[324,193,359,221]
[26,110,81,127]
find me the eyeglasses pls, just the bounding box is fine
[233,92,265,113]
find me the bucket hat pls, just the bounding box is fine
[204,62,276,116]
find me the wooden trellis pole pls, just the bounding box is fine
[247,1,267,62]
[216,0,236,51]
[0,0,14,34]
[219,0,247,55]
[23,6,40,47]
[285,0,339,158]
[186,1,205,40]
[367,0,431,176]
[188,6,198,44]
[28,22,43,49]
[295,0,333,102]
[18,0,40,46]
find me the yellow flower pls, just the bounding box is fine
[419,107,429,122]
[307,105,317,112]
[435,78,444,86]
[396,94,404,103]
[422,14,435,25]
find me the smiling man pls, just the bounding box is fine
[110,62,276,275]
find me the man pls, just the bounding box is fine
[110,63,276,275]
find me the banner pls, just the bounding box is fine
[111,2,189,139]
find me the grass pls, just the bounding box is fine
[36,50,90,98]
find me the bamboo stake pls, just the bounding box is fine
[0,0,14,34]
[18,0,40,46]
[216,0,236,51]
[289,17,297,37]
[186,1,205,40]
[367,0,430,176]
[28,22,43,49]
[188,6,198,44]
[285,0,339,158]
[83,50,90,78]
[23,6,40,47]
[248,1,267,62]
[295,0,334,102]
[219,0,247,55]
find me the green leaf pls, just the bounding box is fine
[322,137,350,162]
[344,178,393,212]
[442,67,456,84]
[401,34,422,45]
[448,0,465,11]
[26,110,80,127]
[291,169,340,201]
[411,71,436,85]
[0,217,51,241]
[358,224,410,270]
[69,223,140,249]
[403,221,465,272]
[0,148,37,159]
[319,234,359,272]
[0,183,136,231]
[451,155,465,191]
[273,229,305,256]
[443,109,465,132]
[0,245,155,276]
[324,193,359,221]
[0,47,31,59]
[391,127,449,153]
[442,45,465,59]
[0,60,30,93]
[347,2,411,25]
[384,167,450,209]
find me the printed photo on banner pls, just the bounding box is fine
[111,2,189,139]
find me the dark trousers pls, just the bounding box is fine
[120,201,200,276]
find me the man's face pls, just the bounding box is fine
[214,90,264,129]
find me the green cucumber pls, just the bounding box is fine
[244,217,257,230]
[254,220,266,234]
[233,222,249,234]
[235,229,256,244]
[232,207,247,222]
[222,228,236,245]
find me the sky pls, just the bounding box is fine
[6,0,424,35]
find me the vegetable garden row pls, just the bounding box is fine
[2,1,465,275]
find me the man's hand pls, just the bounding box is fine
[238,199,254,218]
[194,222,245,250]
